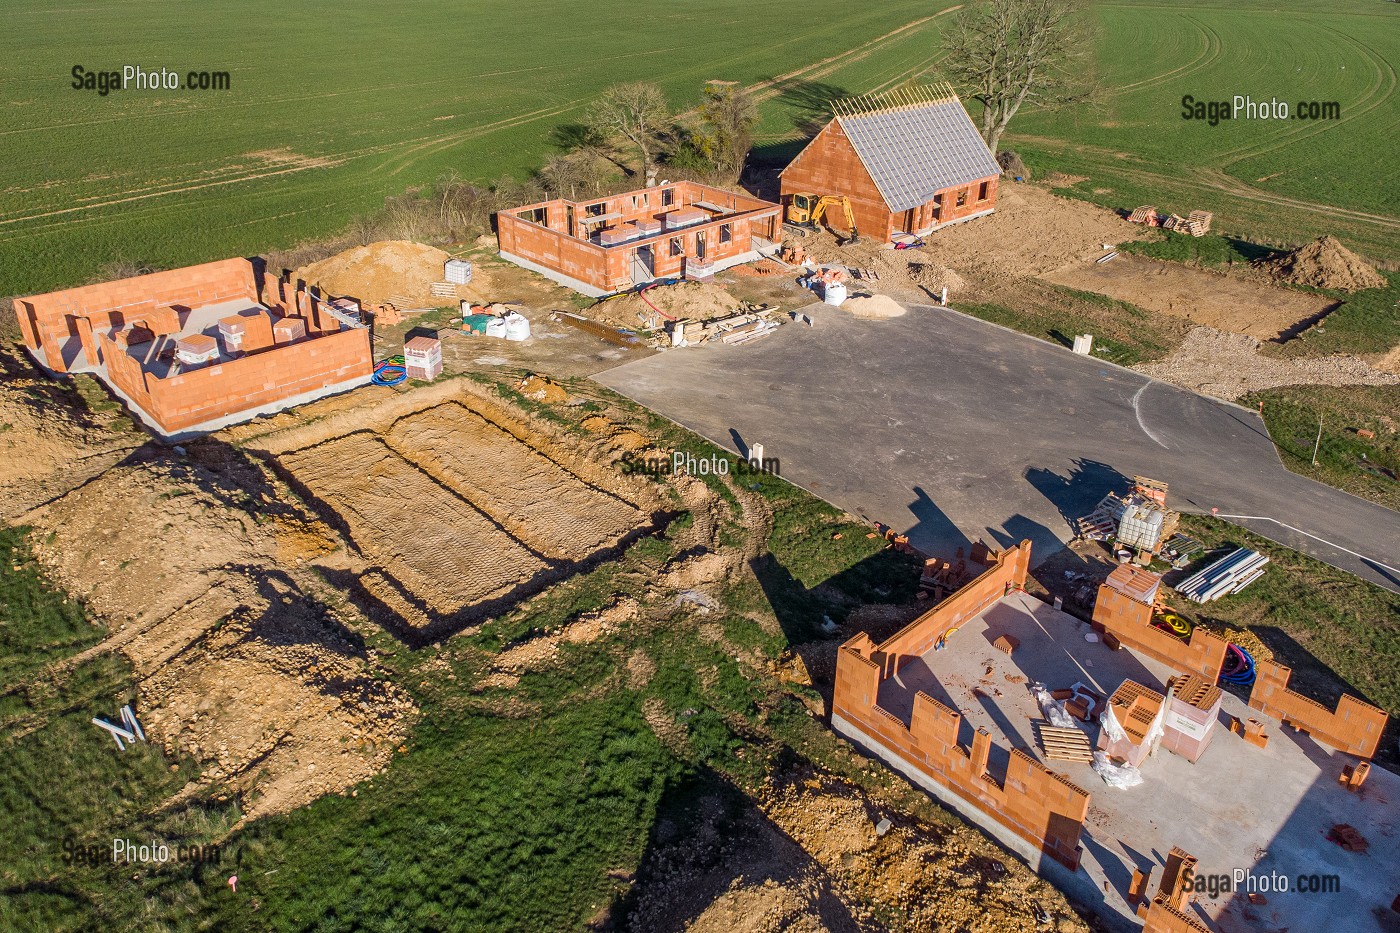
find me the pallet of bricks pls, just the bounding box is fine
[404,334,442,380]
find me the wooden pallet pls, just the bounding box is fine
[1034,722,1094,762]
[430,282,458,297]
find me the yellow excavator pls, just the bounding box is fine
[786,193,860,245]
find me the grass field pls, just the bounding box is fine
[0,0,958,295]
[1009,0,1400,261]
[3,0,1396,298]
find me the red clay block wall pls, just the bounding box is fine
[150,327,370,432]
[877,540,1032,677]
[1092,584,1228,681]
[1141,898,1211,932]
[832,540,1089,870]
[17,259,258,372]
[780,120,892,241]
[1248,661,1388,759]
[834,644,1089,868]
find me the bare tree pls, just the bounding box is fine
[695,81,760,180]
[586,82,672,186]
[942,0,1093,154]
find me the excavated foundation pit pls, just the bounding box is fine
[258,389,663,645]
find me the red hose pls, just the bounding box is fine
[637,284,676,321]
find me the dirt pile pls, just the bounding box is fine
[841,295,907,320]
[29,447,414,819]
[1261,236,1387,292]
[592,281,745,328]
[293,240,470,307]
[1135,326,1399,399]
[517,373,569,403]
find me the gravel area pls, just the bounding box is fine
[1135,326,1400,399]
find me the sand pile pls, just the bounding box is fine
[593,281,744,328]
[841,295,907,319]
[1261,236,1387,292]
[907,262,970,297]
[294,240,457,306]
[517,373,568,403]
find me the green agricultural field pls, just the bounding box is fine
[0,0,958,296]
[1007,0,1400,261]
[1,0,1395,297]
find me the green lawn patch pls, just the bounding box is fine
[1246,385,1400,512]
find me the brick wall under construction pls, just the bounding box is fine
[15,258,259,373]
[1248,660,1388,759]
[100,327,371,433]
[1091,582,1228,681]
[832,540,1090,870]
[497,181,781,293]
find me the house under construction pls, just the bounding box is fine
[496,181,782,297]
[780,84,1001,242]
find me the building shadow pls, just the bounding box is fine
[904,485,974,561]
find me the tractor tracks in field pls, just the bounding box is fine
[1016,134,1400,233]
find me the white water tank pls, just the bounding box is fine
[503,312,531,341]
[823,282,847,306]
[444,259,473,284]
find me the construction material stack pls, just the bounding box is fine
[1176,548,1269,602]
[1099,680,1167,769]
[1075,476,1179,558]
[404,335,443,381]
[174,334,219,368]
[1161,674,1223,763]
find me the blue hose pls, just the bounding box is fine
[1219,643,1256,686]
[372,355,407,386]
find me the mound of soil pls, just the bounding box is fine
[593,281,744,328]
[841,295,907,319]
[1261,236,1387,292]
[518,374,568,403]
[294,240,460,307]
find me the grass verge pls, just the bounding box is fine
[1246,385,1400,513]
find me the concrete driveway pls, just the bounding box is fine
[595,302,1400,593]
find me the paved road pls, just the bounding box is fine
[596,302,1400,593]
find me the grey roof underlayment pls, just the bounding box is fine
[835,89,1001,213]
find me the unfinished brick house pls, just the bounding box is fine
[779,84,1001,242]
[14,258,373,438]
[496,181,782,296]
[832,540,1397,930]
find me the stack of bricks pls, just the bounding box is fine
[273,316,307,345]
[174,334,219,368]
[1161,673,1223,763]
[1099,680,1165,768]
[404,335,443,381]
